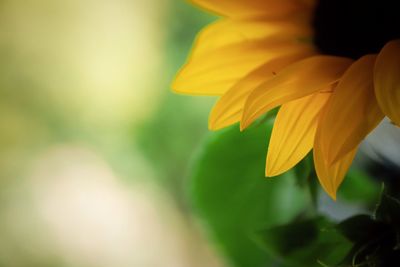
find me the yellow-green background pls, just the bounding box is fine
[0,1,225,266]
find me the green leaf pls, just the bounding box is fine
[337,214,383,243]
[256,217,351,267]
[189,122,309,267]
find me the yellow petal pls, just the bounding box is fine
[317,55,384,164]
[266,92,330,176]
[241,56,353,129]
[313,144,357,201]
[209,49,316,130]
[374,39,400,126]
[189,0,309,18]
[172,18,312,95]
[192,18,312,59]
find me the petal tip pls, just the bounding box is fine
[208,108,223,131]
[208,114,217,130]
[171,76,185,94]
[327,191,337,201]
[265,160,285,177]
[239,122,246,132]
[264,170,276,179]
[240,116,253,131]
[265,168,283,177]
[208,119,224,131]
[208,122,216,131]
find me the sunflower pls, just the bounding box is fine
[172,0,400,200]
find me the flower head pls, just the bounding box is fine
[173,0,400,199]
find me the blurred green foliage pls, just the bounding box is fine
[188,121,309,267]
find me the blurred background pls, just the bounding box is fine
[0,0,227,266]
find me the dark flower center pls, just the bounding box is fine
[313,0,400,59]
